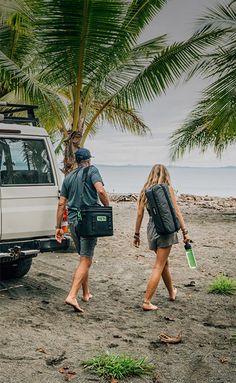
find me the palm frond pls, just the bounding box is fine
[83,1,168,90]
[97,103,150,135]
[171,1,236,160]
[33,0,127,87]
[197,1,236,31]
[113,29,224,108]
[170,75,236,160]
[91,35,167,96]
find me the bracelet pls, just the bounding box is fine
[135,232,140,236]
[55,225,62,229]
[134,234,140,240]
[182,229,188,235]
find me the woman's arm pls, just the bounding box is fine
[169,186,190,243]
[133,201,145,248]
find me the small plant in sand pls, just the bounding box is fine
[230,332,236,343]
[208,274,236,295]
[82,353,155,380]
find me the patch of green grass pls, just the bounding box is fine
[230,333,236,343]
[208,274,236,295]
[82,353,155,380]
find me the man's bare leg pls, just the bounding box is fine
[143,246,172,311]
[82,271,93,302]
[161,259,177,300]
[65,256,92,312]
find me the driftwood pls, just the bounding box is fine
[109,193,236,211]
[110,193,138,202]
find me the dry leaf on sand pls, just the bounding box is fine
[219,357,229,364]
[58,367,76,381]
[159,332,182,344]
[36,347,47,354]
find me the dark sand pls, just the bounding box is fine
[0,198,236,383]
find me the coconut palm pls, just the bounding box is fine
[170,0,236,160]
[1,0,223,173]
[0,0,68,138]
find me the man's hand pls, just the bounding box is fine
[56,196,67,243]
[55,228,64,243]
[133,237,140,248]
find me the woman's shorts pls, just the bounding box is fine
[147,218,179,251]
[69,223,97,258]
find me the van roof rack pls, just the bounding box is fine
[0,102,39,126]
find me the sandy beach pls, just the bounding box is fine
[0,195,236,383]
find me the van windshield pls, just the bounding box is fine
[0,138,54,185]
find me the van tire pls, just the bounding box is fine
[0,258,32,280]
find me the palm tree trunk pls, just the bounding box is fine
[72,0,90,132]
[63,1,90,174]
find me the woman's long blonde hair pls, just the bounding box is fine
[139,164,171,206]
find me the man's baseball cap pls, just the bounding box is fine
[75,148,93,162]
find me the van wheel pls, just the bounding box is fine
[0,258,32,280]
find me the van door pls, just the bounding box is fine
[0,136,59,240]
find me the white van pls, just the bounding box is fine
[0,103,69,279]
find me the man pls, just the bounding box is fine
[55,148,110,312]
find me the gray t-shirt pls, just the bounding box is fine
[60,165,103,223]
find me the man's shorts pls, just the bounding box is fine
[69,223,97,258]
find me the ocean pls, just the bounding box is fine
[96,165,236,197]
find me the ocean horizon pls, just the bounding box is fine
[95,164,236,197]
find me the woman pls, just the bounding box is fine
[133,164,190,311]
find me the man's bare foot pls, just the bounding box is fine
[65,298,84,313]
[82,293,93,302]
[169,287,177,301]
[143,302,159,311]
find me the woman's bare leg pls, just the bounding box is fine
[161,260,177,300]
[143,246,172,310]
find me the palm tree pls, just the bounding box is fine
[0,0,69,138]
[170,0,236,160]
[1,0,223,173]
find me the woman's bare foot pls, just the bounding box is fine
[65,298,84,313]
[82,293,93,302]
[143,302,159,311]
[169,287,177,301]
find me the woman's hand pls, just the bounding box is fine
[133,233,140,248]
[182,232,190,244]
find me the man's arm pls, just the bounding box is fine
[55,196,67,243]
[94,181,110,206]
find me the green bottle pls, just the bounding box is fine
[185,243,197,269]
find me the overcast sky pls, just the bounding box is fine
[88,0,236,167]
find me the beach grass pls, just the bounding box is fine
[82,353,155,380]
[208,274,236,295]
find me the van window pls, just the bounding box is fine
[0,138,54,185]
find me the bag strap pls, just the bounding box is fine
[77,166,90,212]
[160,184,179,231]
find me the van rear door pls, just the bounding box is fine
[0,136,59,240]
